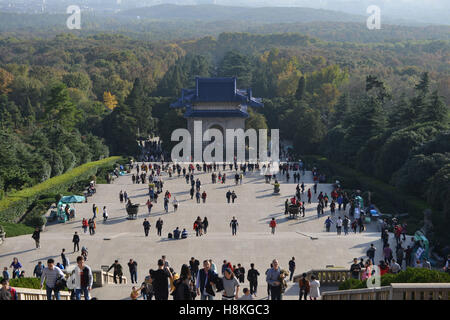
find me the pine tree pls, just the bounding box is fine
[422,90,449,123]
[295,76,306,101]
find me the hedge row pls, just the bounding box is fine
[303,155,431,233]
[0,156,122,223]
[0,277,69,291]
[339,267,450,290]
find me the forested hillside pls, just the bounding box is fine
[0,31,448,246]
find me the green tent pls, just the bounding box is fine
[59,195,86,204]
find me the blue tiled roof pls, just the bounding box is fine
[170,77,263,112]
[184,109,249,118]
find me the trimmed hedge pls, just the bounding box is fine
[303,155,431,234]
[339,267,450,290]
[0,156,122,223]
[0,277,69,291]
[1,223,35,238]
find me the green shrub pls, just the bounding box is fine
[0,156,122,223]
[23,214,47,229]
[339,268,450,290]
[0,277,68,291]
[1,223,35,237]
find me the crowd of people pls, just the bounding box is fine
[2,158,447,301]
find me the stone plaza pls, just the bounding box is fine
[0,164,390,300]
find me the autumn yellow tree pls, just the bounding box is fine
[0,68,14,95]
[103,91,118,111]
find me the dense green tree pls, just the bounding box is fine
[217,51,253,88]
[295,76,306,101]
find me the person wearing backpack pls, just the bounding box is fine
[298,273,310,300]
[247,263,260,297]
[269,218,277,234]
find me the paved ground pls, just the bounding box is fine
[0,165,391,300]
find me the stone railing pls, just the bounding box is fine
[92,270,127,287]
[293,269,362,286]
[15,287,71,300]
[322,286,391,300]
[389,283,450,300]
[322,283,450,300]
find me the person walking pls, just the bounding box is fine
[196,260,215,300]
[336,217,343,235]
[269,218,277,235]
[71,256,93,300]
[396,244,404,269]
[288,257,296,282]
[40,258,65,300]
[72,232,80,252]
[247,263,260,297]
[298,273,310,300]
[107,260,123,284]
[102,206,108,222]
[266,259,282,300]
[146,199,153,214]
[128,259,138,284]
[324,217,333,232]
[156,218,163,236]
[202,191,207,203]
[230,217,239,236]
[226,190,232,203]
[231,191,237,203]
[61,249,69,269]
[189,257,200,280]
[307,188,312,204]
[221,268,240,300]
[350,258,362,280]
[143,219,151,237]
[82,218,88,233]
[88,218,96,235]
[33,262,44,279]
[92,204,97,219]
[173,197,179,212]
[172,264,195,300]
[152,259,173,300]
[309,275,320,300]
[384,244,393,264]
[343,216,350,235]
[203,217,209,234]
[32,228,41,249]
[367,244,376,265]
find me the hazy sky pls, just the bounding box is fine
[1,0,448,24]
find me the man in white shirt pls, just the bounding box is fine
[390,259,401,274]
[70,256,93,300]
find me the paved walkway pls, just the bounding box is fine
[0,165,390,300]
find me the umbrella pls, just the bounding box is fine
[60,195,86,204]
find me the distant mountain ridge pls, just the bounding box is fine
[119,3,366,23]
